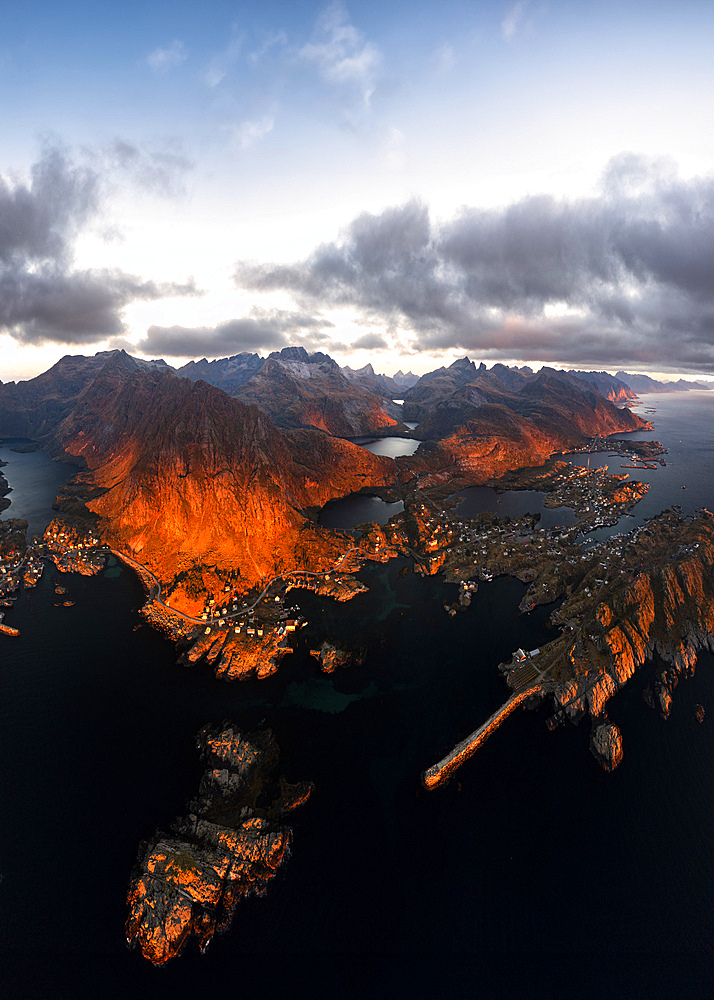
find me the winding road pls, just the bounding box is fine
[109,545,366,628]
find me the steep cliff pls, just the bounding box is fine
[231,348,403,436]
[528,511,714,755]
[403,365,647,489]
[49,354,394,612]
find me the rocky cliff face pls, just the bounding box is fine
[0,351,119,442]
[539,512,714,754]
[126,724,311,965]
[565,370,637,404]
[46,354,394,612]
[178,347,403,436]
[231,348,403,436]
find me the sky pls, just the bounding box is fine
[2,0,714,382]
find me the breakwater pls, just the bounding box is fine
[422,685,543,789]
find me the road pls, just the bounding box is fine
[109,545,366,628]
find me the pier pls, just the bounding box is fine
[421,684,542,789]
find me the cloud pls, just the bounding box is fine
[0,270,197,346]
[431,43,456,75]
[0,146,99,266]
[0,146,197,346]
[147,40,187,74]
[501,1,531,41]
[204,31,243,88]
[103,139,193,197]
[249,30,288,65]
[233,116,275,150]
[137,308,332,358]
[352,332,388,350]
[300,2,381,111]
[234,156,714,372]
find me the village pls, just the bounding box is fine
[0,437,672,678]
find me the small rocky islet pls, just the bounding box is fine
[125,724,312,966]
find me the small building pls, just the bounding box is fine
[514,648,527,662]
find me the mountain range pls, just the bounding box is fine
[0,347,662,611]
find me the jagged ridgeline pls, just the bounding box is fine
[0,348,647,615]
[125,724,312,966]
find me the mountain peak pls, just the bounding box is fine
[449,356,476,372]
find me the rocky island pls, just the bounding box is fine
[423,507,714,786]
[126,723,312,966]
[2,347,709,784]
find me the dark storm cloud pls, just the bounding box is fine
[0,147,98,265]
[0,146,196,347]
[351,332,387,350]
[138,309,332,357]
[235,155,714,372]
[1,270,197,346]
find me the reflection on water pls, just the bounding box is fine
[0,438,77,537]
[563,390,714,542]
[352,436,421,458]
[453,485,577,529]
[320,494,404,529]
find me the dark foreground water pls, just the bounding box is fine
[1,398,714,997]
[453,485,577,529]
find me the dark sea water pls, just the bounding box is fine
[1,398,714,997]
[453,485,577,529]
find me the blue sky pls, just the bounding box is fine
[2,0,714,379]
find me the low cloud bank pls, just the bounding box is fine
[234,154,714,371]
[0,145,194,347]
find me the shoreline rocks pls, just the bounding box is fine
[590,719,624,771]
[126,724,312,966]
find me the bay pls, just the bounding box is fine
[2,395,714,997]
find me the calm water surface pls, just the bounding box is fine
[563,390,714,542]
[0,438,77,537]
[319,494,404,529]
[453,485,577,529]
[2,397,714,996]
[352,436,421,458]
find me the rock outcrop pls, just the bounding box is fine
[180,627,295,680]
[126,724,312,966]
[309,639,366,673]
[534,511,714,744]
[37,353,395,613]
[590,719,624,771]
